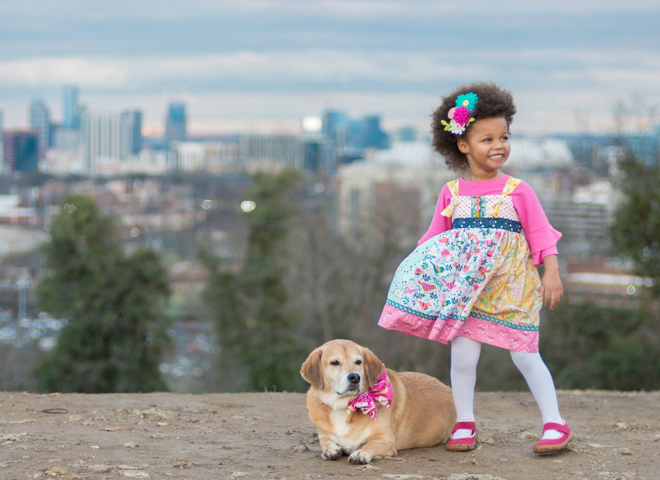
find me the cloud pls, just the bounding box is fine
[2,0,658,22]
[1,48,658,95]
[0,58,127,87]
[1,1,659,133]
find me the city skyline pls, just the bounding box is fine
[1,0,659,135]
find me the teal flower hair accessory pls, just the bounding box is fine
[455,92,478,112]
[441,92,479,135]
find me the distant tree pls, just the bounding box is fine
[202,169,306,392]
[37,194,170,393]
[540,297,660,391]
[610,148,660,298]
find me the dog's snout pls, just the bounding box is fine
[348,373,360,384]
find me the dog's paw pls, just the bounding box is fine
[321,444,342,461]
[348,450,372,464]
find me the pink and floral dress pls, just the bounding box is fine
[378,175,561,352]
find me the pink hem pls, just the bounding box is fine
[378,304,539,353]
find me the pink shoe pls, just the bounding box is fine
[447,421,477,452]
[533,422,574,454]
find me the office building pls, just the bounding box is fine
[0,110,3,163]
[165,102,187,146]
[361,115,389,149]
[322,110,348,149]
[29,99,51,158]
[321,110,389,151]
[2,130,40,172]
[82,112,121,173]
[337,142,450,243]
[120,110,143,157]
[172,142,240,173]
[62,85,81,130]
[82,110,145,173]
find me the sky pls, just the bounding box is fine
[1,0,659,136]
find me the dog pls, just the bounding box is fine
[300,339,456,464]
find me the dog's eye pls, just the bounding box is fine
[330,360,340,366]
[355,360,362,365]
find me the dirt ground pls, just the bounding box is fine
[0,390,658,480]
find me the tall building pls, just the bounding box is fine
[83,111,144,172]
[361,115,389,149]
[0,109,3,135]
[120,110,143,157]
[321,110,389,151]
[29,99,51,159]
[3,130,40,172]
[322,110,348,148]
[165,102,187,146]
[62,85,81,130]
[82,112,121,173]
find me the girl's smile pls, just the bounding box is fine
[457,116,511,180]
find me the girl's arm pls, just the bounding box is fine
[540,254,563,309]
[510,182,562,266]
[417,184,453,245]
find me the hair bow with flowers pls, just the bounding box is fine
[441,92,479,135]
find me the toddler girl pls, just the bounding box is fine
[378,82,573,453]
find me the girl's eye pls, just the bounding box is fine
[355,360,362,365]
[330,360,340,366]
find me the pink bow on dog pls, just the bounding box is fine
[346,370,393,421]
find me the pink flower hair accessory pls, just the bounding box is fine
[441,92,479,136]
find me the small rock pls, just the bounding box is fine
[481,435,497,445]
[382,475,425,479]
[447,475,508,480]
[123,442,139,448]
[122,472,149,478]
[1,433,27,442]
[90,445,100,450]
[87,465,113,473]
[44,466,72,477]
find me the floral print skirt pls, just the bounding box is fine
[378,225,542,352]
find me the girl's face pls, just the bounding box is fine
[457,116,510,176]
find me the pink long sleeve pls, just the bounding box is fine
[509,181,562,265]
[418,184,453,245]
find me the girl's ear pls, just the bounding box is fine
[457,138,469,154]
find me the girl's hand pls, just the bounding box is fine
[540,269,563,309]
[540,254,563,309]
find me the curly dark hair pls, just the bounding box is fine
[431,82,516,172]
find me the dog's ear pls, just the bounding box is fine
[300,348,324,389]
[362,347,384,389]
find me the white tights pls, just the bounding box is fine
[450,336,564,440]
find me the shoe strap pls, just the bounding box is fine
[542,422,571,435]
[452,421,476,433]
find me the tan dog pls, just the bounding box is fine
[300,339,456,464]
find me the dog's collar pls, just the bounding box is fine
[346,370,392,421]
